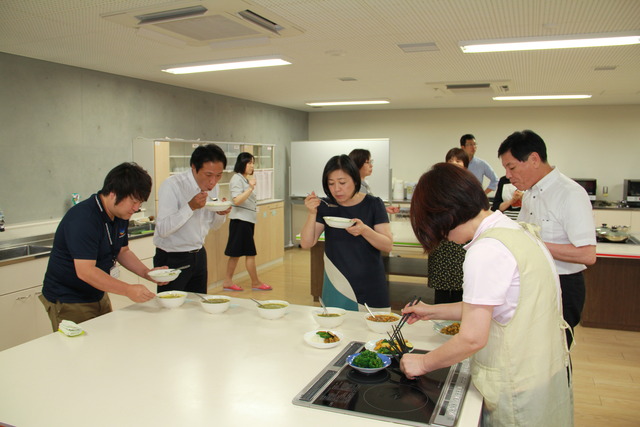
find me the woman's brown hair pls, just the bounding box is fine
[410,163,489,253]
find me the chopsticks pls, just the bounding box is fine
[386,296,421,363]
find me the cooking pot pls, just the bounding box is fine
[596,224,630,243]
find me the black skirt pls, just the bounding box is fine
[224,219,257,257]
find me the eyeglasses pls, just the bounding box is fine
[365,159,374,165]
[465,143,478,147]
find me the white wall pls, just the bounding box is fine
[309,105,640,201]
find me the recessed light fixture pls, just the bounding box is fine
[460,32,640,53]
[305,100,390,107]
[493,95,592,101]
[162,55,291,74]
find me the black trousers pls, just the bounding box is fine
[153,247,208,294]
[434,289,463,304]
[559,271,586,349]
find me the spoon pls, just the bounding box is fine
[363,302,377,319]
[319,297,328,315]
[195,293,209,302]
[250,298,265,307]
[209,197,218,202]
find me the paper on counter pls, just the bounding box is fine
[58,320,85,337]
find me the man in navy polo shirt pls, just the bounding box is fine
[40,163,167,331]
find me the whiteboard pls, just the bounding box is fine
[290,139,390,201]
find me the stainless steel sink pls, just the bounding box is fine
[128,222,155,237]
[0,244,52,262]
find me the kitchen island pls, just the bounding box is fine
[0,297,482,427]
[582,235,640,331]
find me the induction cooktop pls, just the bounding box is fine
[293,341,471,427]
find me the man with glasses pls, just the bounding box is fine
[460,133,499,195]
[40,163,167,331]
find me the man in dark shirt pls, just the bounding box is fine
[40,163,166,331]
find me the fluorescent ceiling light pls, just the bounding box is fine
[305,100,390,107]
[162,56,291,74]
[493,95,592,101]
[460,32,640,53]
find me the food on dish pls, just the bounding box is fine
[317,313,341,317]
[158,293,183,299]
[367,314,400,322]
[259,303,287,309]
[201,298,229,304]
[315,331,340,343]
[352,350,383,368]
[441,322,461,335]
[373,339,414,354]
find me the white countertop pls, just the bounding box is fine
[0,297,482,427]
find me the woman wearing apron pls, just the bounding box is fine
[401,163,572,426]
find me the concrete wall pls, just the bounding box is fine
[0,53,308,243]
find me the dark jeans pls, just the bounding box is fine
[434,289,463,304]
[559,271,586,349]
[153,247,208,294]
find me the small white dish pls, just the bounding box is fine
[205,200,232,212]
[148,269,181,282]
[156,291,187,308]
[346,352,391,374]
[256,300,289,319]
[311,307,346,328]
[364,311,401,334]
[364,338,414,355]
[323,216,355,229]
[200,295,231,314]
[304,330,344,349]
[431,320,460,339]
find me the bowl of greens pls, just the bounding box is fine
[346,350,391,374]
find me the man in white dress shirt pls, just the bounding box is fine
[153,144,231,294]
[498,130,596,347]
[460,134,499,195]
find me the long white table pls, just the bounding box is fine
[0,297,482,427]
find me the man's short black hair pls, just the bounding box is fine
[99,162,152,204]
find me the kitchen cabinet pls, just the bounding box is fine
[133,137,276,218]
[0,257,51,351]
[204,200,285,285]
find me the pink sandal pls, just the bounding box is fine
[223,284,244,291]
[252,283,272,291]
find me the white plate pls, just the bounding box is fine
[431,320,460,338]
[364,339,414,355]
[148,269,181,281]
[346,352,391,374]
[323,216,355,229]
[304,330,344,349]
[205,201,232,212]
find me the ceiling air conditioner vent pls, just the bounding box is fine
[102,1,303,46]
[426,81,510,96]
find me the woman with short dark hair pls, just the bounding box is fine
[300,155,392,311]
[402,163,573,425]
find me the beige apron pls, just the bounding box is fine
[470,224,573,426]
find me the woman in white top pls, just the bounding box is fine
[401,163,572,426]
[222,153,271,291]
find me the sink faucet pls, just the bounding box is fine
[0,209,4,232]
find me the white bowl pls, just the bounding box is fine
[364,311,401,334]
[205,200,232,212]
[432,320,460,339]
[200,295,231,314]
[312,307,346,328]
[156,291,187,308]
[323,216,355,229]
[304,330,344,349]
[256,300,289,320]
[346,352,391,374]
[148,269,181,282]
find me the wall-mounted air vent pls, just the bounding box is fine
[101,1,303,47]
